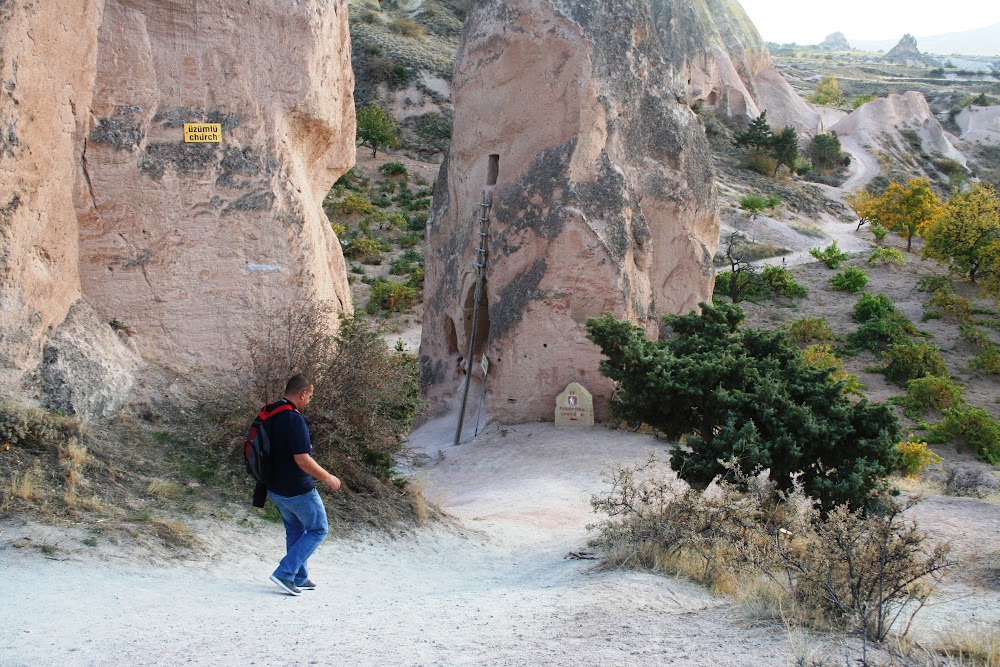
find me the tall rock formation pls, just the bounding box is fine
[420,0,719,423]
[818,32,852,51]
[0,2,103,388]
[0,0,355,414]
[647,0,821,133]
[78,0,355,368]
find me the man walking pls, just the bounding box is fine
[265,374,341,596]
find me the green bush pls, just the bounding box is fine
[783,317,838,346]
[802,344,866,396]
[810,240,851,269]
[882,342,948,386]
[829,267,869,293]
[928,289,973,323]
[369,279,418,313]
[759,265,807,298]
[846,311,919,353]
[901,375,965,418]
[406,266,425,290]
[378,162,408,178]
[895,440,942,478]
[928,407,1000,464]
[399,232,423,248]
[870,224,888,241]
[585,303,902,512]
[331,193,375,216]
[853,292,897,323]
[408,212,429,231]
[343,236,382,262]
[713,270,768,302]
[867,247,907,267]
[972,347,1000,374]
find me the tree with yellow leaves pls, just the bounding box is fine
[845,190,880,231]
[922,183,1000,288]
[870,178,944,252]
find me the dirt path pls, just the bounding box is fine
[838,135,881,192]
[2,424,880,667]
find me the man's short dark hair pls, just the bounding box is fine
[285,374,312,395]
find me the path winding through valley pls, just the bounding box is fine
[1,424,858,667]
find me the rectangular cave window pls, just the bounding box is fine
[486,154,499,187]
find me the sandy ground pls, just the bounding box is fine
[4,419,1000,666]
[0,422,907,667]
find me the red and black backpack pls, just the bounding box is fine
[243,401,296,483]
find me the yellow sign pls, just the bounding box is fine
[183,123,222,143]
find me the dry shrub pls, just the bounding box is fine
[10,464,43,501]
[148,518,200,549]
[242,303,431,529]
[590,455,953,644]
[147,479,182,500]
[935,622,1000,666]
[63,438,89,467]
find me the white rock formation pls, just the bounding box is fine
[420,0,719,423]
[0,0,356,414]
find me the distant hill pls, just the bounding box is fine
[852,23,1000,56]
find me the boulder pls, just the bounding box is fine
[40,301,140,419]
[419,0,719,423]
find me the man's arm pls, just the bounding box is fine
[293,453,342,492]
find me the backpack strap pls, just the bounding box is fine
[257,402,297,422]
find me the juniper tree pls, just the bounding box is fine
[585,303,901,512]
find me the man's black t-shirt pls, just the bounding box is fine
[264,399,315,497]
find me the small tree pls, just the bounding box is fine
[356,102,400,158]
[870,178,944,252]
[738,194,779,220]
[845,190,880,231]
[811,76,846,106]
[769,126,799,176]
[585,303,902,512]
[922,183,1000,287]
[733,111,773,152]
[810,133,846,172]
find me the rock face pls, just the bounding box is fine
[0,0,355,406]
[40,301,140,419]
[419,0,719,423]
[78,0,355,368]
[883,34,929,65]
[831,92,965,164]
[0,2,103,387]
[818,32,851,51]
[956,106,1000,146]
[647,0,821,133]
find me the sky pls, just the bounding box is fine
[737,0,1000,45]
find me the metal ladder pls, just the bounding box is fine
[453,188,493,447]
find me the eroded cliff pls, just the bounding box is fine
[0,0,355,416]
[420,0,719,422]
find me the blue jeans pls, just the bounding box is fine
[268,488,329,585]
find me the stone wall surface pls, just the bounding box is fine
[0,1,103,386]
[78,0,355,368]
[420,0,719,423]
[0,0,355,408]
